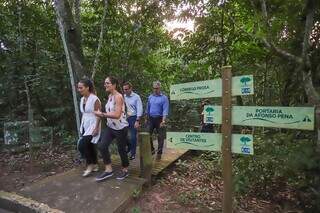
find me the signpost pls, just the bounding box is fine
[221,66,233,213]
[203,106,315,130]
[167,132,254,155]
[168,65,314,213]
[170,75,254,100]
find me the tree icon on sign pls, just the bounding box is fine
[205,107,214,116]
[240,136,251,146]
[302,116,311,122]
[240,77,251,86]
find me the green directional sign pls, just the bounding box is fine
[167,132,254,155]
[203,106,315,130]
[170,75,254,100]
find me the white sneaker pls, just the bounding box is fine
[82,169,92,177]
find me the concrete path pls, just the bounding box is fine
[11,147,187,213]
[19,168,145,213]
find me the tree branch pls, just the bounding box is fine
[228,12,302,64]
[301,0,316,68]
[259,0,270,28]
[91,0,108,80]
[255,0,303,64]
[261,38,303,64]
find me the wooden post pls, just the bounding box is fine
[138,132,152,186]
[221,66,233,213]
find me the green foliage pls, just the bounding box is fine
[0,0,182,136]
[0,0,319,210]
[232,131,319,210]
[168,100,201,131]
[197,131,319,210]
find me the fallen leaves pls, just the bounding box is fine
[0,145,76,191]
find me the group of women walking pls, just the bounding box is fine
[77,76,129,181]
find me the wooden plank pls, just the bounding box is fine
[111,143,188,176]
[151,148,187,176]
[221,66,233,213]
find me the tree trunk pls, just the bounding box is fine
[257,0,320,151]
[303,70,320,152]
[73,0,82,43]
[54,0,84,136]
[300,0,320,151]
[54,0,87,82]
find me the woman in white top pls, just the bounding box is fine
[77,79,101,177]
[94,76,129,181]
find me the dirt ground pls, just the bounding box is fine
[126,156,302,213]
[0,145,77,192]
[126,184,278,213]
[0,146,301,213]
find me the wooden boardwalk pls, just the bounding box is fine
[14,145,188,213]
[110,146,187,176]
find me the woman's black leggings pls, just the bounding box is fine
[98,126,129,168]
[78,135,98,165]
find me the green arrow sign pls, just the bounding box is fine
[203,106,314,130]
[167,132,254,155]
[170,75,254,100]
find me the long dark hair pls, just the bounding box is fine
[107,76,128,113]
[107,76,123,94]
[79,78,96,94]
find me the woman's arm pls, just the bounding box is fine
[94,94,124,119]
[101,94,123,119]
[94,99,101,129]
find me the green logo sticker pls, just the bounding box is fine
[240,136,251,146]
[205,107,215,116]
[240,76,251,86]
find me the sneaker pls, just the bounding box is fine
[93,164,99,172]
[129,155,135,160]
[116,170,129,180]
[82,169,92,177]
[82,165,94,177]
[95,171,113,181]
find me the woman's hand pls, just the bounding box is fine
[94,110,104,118]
